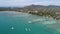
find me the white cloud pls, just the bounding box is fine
[0,0,32,7]
[0,0,60,7]
[31,1,60,6]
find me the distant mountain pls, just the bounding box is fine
[48,5,60,7]
[23,5,46,9]
[22,5,60,9]
[0,4,60,11]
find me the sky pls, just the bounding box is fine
[0,0,60,7]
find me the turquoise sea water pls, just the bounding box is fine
[0,11,60,34]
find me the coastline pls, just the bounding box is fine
[0,11,60,21]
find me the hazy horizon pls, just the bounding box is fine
[0,0,60,7]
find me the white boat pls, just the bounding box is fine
[25,28,28,31]
[11,27,14,30]
[25,28,31,31]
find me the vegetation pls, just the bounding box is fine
[0,5,60,20]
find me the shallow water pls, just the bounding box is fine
[0,11,60,34]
